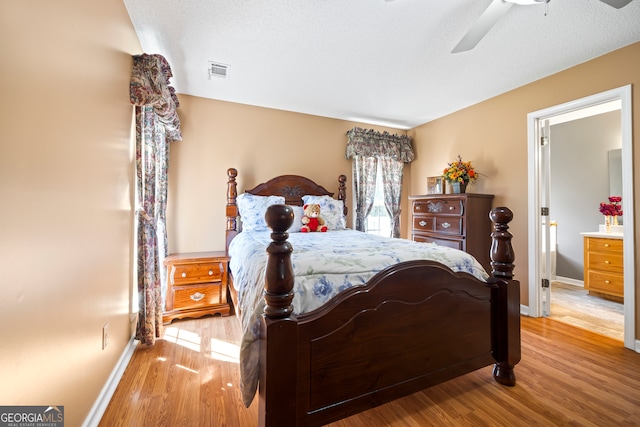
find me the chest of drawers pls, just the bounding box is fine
[163,251,231,324]
[409,193,494,272]
[583,236,623,301]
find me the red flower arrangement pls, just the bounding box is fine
[599,196,623,216]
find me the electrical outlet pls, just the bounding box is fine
[102,322,109,350]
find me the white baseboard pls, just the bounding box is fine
[82,336,139,427]
[553,276,584,287]
[520,304,529,316]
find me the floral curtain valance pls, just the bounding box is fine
[130,53,182,142]
[345,127,414,163]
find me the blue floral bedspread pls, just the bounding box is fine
[228,229,489,407]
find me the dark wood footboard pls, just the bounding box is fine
[259,204,520,427]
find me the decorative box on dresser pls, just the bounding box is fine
[163,251,231,324]
[582,233,623,302]
[409,193,494,272]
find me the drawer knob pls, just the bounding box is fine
[181,272,187,278]
[419,220,427,227]
[605,260,610,264]
[604,244,610,247]
[442,222,451,229]
[605,280,610,284]
[208,270,213,275]
[449,206,454,211]
[190,292,205,301]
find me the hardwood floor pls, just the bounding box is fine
[99,314,640,426]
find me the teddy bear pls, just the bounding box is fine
[300,203,328,232]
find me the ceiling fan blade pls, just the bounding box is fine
[452,0,514,53]
[599,0,633,8]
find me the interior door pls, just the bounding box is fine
[540,119,552,316]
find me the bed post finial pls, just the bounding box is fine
[489,207,515,280]
[264,204,295,318]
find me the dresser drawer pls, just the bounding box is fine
[413,234,464,251]
[586,271,623,297]
[170,261,225,285]
[173,283,223,311]
[413,216,434,232]
[586,237,623,253]
[587,251,623,274]
[435,217,462,235]
[413,198,463,215]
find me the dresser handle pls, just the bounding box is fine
[604,280,610,284]
[181,272,187,278]
[604,244,610,247]
[208,270,213,275]
[442,222,451,229]
[190,292,205,302]
[605,260,610,264]
[419,220,427,227]
[449,206,455,211]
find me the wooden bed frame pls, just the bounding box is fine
[225,168,521,427]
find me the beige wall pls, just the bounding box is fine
[172,42,640,336]
[409,42,640,318]
[0,1,141,425]
[167,95,407,253]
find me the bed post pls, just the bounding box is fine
[259,204,298,427]
[226,168,238,254]
[488,207,521,386]
[337,174,348,216]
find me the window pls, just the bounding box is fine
[365,164,392,237]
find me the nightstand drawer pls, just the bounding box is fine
[170,261,225,285]
[173,283,222,310]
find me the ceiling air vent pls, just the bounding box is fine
[208,62,229,79]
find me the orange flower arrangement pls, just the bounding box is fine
[442,155,478,184]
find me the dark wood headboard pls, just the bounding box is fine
[225,168,347,252]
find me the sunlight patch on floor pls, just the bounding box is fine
[163,326,202,351]
[210,338,240,363]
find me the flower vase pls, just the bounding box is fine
[604,215,611,232]
[451,182,467,194]
[613,215,619,226]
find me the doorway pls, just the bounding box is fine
[527,85,636,351]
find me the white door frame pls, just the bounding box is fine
[527,85,636,351]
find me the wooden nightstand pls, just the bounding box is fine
[163,251,231,324]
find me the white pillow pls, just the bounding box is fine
[237,193,285,231]
[287,205,305,233]
[301,195,346,230]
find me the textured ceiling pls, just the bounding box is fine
[123,0,640,130]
